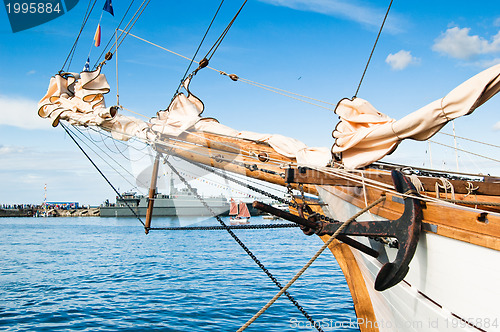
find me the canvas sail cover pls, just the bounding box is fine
[39,63,500,171]
[38,69,331,167]
[332,64,500,169]
[37,65,151,141]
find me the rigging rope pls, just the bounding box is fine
[163,158,324,332]
[237,195,387,332]
[65,113,498,217]
[122,31,337,111]
[438,131,500,149]
[353,0,393,98]
[428,139,500,164]
[72,126,149,189]
[61,0,98,71]
[94,0,137,67]
[200,0,248,65]
[174,0,226,99]
[61,123,146,226]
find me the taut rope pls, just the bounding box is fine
[237,195,386,332]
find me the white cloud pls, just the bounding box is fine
[0,95,49,130]
[494,121,500,130]
[432,27,500,60]
[385,50,419,70]
[259,0,394,30]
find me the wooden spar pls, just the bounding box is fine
[177,131,289,162]
[286,167,500,196]
[145,153,161,234]
[154,134,319,195]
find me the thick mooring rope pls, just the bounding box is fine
[237,195,386,332]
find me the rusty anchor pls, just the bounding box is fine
[253,170,423,291]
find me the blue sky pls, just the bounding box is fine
[1,0,500,205]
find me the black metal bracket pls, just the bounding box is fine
[253,170,423,291]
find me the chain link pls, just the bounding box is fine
[163,159,324,332]
[193,161,339,223]
[149,223,300,231]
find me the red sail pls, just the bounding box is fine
[238,201,251,218]
[229,198,238,216]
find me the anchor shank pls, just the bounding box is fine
[252,201,318,229]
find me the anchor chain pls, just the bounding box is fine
[162,158,324,332]
[191,161,338,223]
[149,223,299,231]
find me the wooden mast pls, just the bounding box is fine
[145,153,161,234]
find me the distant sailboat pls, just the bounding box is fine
[229,199,250,225]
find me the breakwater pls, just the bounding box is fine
[0,206,100,217]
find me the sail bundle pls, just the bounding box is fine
[38,63,500,170]
[37,70,331,167]
[332,64,500,169]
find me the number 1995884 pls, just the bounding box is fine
[5,2,61,14]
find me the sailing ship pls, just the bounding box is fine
[229,198,251,225]
[36,1,500,331]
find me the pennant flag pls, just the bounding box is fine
[83,57,90,72]
[103,0,114,16]
[94,24,101,47]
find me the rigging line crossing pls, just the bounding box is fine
[162,158,324,332]
[174,0,226,99]
[62,0,98,71]
[437,131,500,149]
[72,126,149,189]
[85,126,151,155]
[113,0,151,53]
[85,125,277,198]
[354,0,393,98]
[94,0,138,67]
[94,0,151,70]
[122,31,337,110]
[237,195,387,332]
[428,139,500,163]
[202,0,248,63]
[61,123,146,226]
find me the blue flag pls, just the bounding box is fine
[83,57,90,72]
[103,0,114,16]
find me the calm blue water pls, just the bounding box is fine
[0,216,358,331]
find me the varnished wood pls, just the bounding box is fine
[155,137,319,195]
[291,197,379,332]
[286,167,500,196]
[145,153,161,234]
[155,131,500,250]
[322,184,500,251]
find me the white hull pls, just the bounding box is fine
[318,185,500,332]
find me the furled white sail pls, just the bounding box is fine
[39,63,500,171]
[37,68,331,167]
[332,64,500,169]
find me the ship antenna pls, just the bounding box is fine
[353,0,394,98]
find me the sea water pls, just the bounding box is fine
[0,216,358,331]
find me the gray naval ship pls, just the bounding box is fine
[100,186,230,217]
